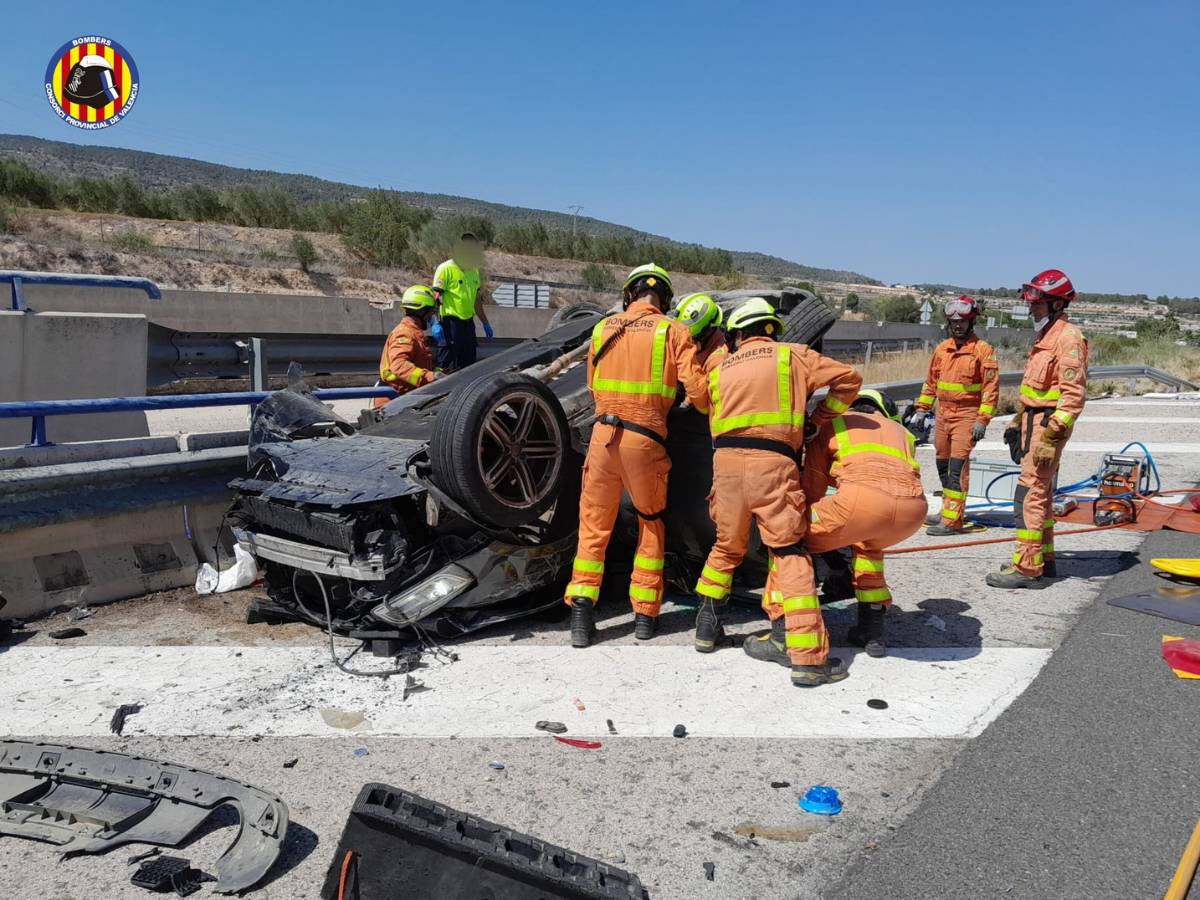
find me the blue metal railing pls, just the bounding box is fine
[0,387,396,448]
[1,271,163,311]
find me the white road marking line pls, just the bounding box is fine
[0,645,1050,740]
[1087,400,1200,407]
[1065,417,1200,425]
[958,442,1200,455]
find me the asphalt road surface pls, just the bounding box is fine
[0,396,1197,899]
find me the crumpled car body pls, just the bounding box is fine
[0,740,288,894]
[229,289,836,639]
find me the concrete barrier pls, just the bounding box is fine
[17,284,555,338]
[0,310,149,448]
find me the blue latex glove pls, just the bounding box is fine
[430,319,445,346]
[483,322,495,341]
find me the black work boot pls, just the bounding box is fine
[792,657,850,687]
[926,523,964,537]
[634,612,657,641]
[819,568,855,603]
[693,599,726,653]
[986,567,1048,590]
[743,618,790,667]
[847,603,887,658]
[570,598,596,648]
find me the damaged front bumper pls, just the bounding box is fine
[0,740,288,894]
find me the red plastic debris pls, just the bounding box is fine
[1189,493,1200,513]
[553,736,601,750]
[573,697,586,712]
[1162,637,1200,679]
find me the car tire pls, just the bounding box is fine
[430,372,570,528]
[544,301,608,333]
[781,292,838,346]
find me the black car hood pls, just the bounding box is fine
[234,434,427,506]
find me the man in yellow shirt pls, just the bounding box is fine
[432,233,494,371]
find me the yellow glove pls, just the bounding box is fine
[1032,440,1057,467]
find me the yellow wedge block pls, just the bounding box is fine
[1152,559,1200,580]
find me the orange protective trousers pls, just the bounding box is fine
[805,484,928,606]
[697,448,826,666]
[1014,412,1063,576]
[933,402,977,526]
[564,423,670,616]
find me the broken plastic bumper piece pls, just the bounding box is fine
[0,740,288,894]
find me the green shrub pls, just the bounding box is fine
[290,233,317,272]
[109,231,153,253]
[580,262,616,290]
[340,190,430,267]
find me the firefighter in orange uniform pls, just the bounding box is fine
[375,285,440,408]
[693,298,863,686]
[672,292,727,371]
[909,296,999,535]
[803,390,928,657]
[565,264,711,647]
[988,269,1087,589]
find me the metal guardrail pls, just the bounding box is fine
[1,270,162,311]
[0,386,396,448]
[870,365,1198,400]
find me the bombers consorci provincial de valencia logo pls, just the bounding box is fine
[45,35,139,129]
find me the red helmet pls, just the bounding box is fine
[1020,269,1075,304]
[944,295,979,320]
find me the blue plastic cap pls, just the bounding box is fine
[799,785,843,816]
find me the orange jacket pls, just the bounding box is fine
[698,330,729,372]
[706,337,862,451]
[1020,314,1088,435]
[379,317,436,394]
[803,411,924,500]
[915,334,1000,425]
[587,300,710,436]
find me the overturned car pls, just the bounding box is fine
[229,289,838,641]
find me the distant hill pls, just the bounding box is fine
[0,133,880,284]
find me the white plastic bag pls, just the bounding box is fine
[194,544,259,595]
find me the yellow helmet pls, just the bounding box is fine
[400,284,437,311]
[673,292,723,338]
[622,263,674,305]
[726,297,783,337]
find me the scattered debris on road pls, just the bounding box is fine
[127,847,162,866]
[282,757,299,769]
[704,861,716,881]
[488,760,505,770]
[49,627,86,640]
[535,720,568,734]
[130,855,214,896]
[353,747,370,757]
[770,780,791,789]
[673,724,688,738]
[868,698,890,710]
[109,702,143,735]
[553,736,601,750]
[606,718,618,734]
[0,740,289,894]
[799,785,844,816]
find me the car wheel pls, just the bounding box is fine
[544,301,608,333]
[430,372,570,528]
[781,292,838,346]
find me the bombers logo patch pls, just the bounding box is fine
[45,36,139,129]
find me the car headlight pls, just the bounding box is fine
[371,565,475,626]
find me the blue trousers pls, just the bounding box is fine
[438,315,477,371]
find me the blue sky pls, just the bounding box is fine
[2,1,1197,295]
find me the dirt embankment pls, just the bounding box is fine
[0,208,762,307]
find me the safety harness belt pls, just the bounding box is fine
[596,413,668,449]
[712,435,799,465]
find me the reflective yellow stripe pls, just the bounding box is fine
[701,564,732,586]
[1021,384,1061,402]
[407,368,425,386]
[810,507,821,523]
[832,418,919,469]
[937,381,982,392]
[629,585,659,602]
[1044,518,1055,528]
[591,318,676,398]
[979,403,995,416]
[768,556,778,572]
[573,558,605,574]
[566,584,600,600]
[853,557,884,573]
[942,488,966,500]
[941,508,962,520]
[1042,542,1055,552]
[1016,529,1042,542]
[709,345,805,435]
[781,595,820,614]
[1052,409,1075,427]
[856,588,892,603]
[1012,551,1021,564]
[822,395,850,414]
[695,581,729,600]
[634,554,664,571]
[917,394,935,406]
[785,631,822,649]
[767,590,782,606]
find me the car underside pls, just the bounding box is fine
[229,289,838,642]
